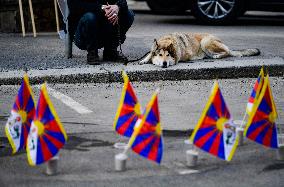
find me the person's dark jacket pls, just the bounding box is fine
[67,0,129,39]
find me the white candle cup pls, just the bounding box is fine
[46,154,59,176]
[113,142,128,150]
[186,149,198,167]
[115,153,128,171]
[276,145,284,161]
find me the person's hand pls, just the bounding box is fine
[104,4,119,25]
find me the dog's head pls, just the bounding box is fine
[152,39,176,68]
[141,39,177,68]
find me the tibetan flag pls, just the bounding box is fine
[244,75,278,148]
[5,74,35,154]
[26,83,67,166]
[113,71,142,137]
[246,67,264,115]
[190,81,238,161]
[128,90,163,164]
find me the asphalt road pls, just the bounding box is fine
[0,78,284,131]
[1,4,284,186]
[0,78,284,186]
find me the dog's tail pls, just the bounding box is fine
[230,48,260,57]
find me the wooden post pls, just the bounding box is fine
[54,0,60,33]
[28,0,36,37]
[18,0,25,37]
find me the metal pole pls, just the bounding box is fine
[64,0,72,58]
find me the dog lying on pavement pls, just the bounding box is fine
[140,33,260,68]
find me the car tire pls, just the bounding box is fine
[146,0,189,14]
[191,0,245,24]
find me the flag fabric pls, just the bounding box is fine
[113,71,142,137]
[190,81,238,161]
[26,83,67,166]
[5,74,36,154]
[246,68,264,115]
[244,75,278,148]
[128,90,163,164]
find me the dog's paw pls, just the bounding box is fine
[139,53,152,65]
[139,59,148,65]
[212,54,220,59]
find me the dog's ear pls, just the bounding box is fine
[167,43,174,52]
[152,39,158,51]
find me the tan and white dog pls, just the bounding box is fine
[140,33,260,68]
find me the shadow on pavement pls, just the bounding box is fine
[63,135,113,152]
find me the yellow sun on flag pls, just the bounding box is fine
[216,117,228,131]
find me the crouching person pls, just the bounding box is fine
[68,0,134,65]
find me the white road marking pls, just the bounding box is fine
[178,169,199,175]
[163,162,200,175]
[38,85,93,114]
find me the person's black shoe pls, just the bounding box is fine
[87,49,100,65]
[103,49,128,63]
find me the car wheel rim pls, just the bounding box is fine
[197,0,235,19]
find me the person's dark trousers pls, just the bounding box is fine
[74,10,135,51]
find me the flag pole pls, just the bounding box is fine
[239,78,255,129]
[276,111,283,145]
[236,79,255,146]
[54,0,60,33]
[18,0,25,37]
[276,116,284,160]
[28,0,36,37]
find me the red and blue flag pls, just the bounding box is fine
[190,81,238,161]
[113,71,142,137]
[26,83,67,166]
[128,90,163,164]
[5,74,35,154]
[246,67,264,115]
[244,75,278,148]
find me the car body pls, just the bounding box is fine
[145,0,284,24]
